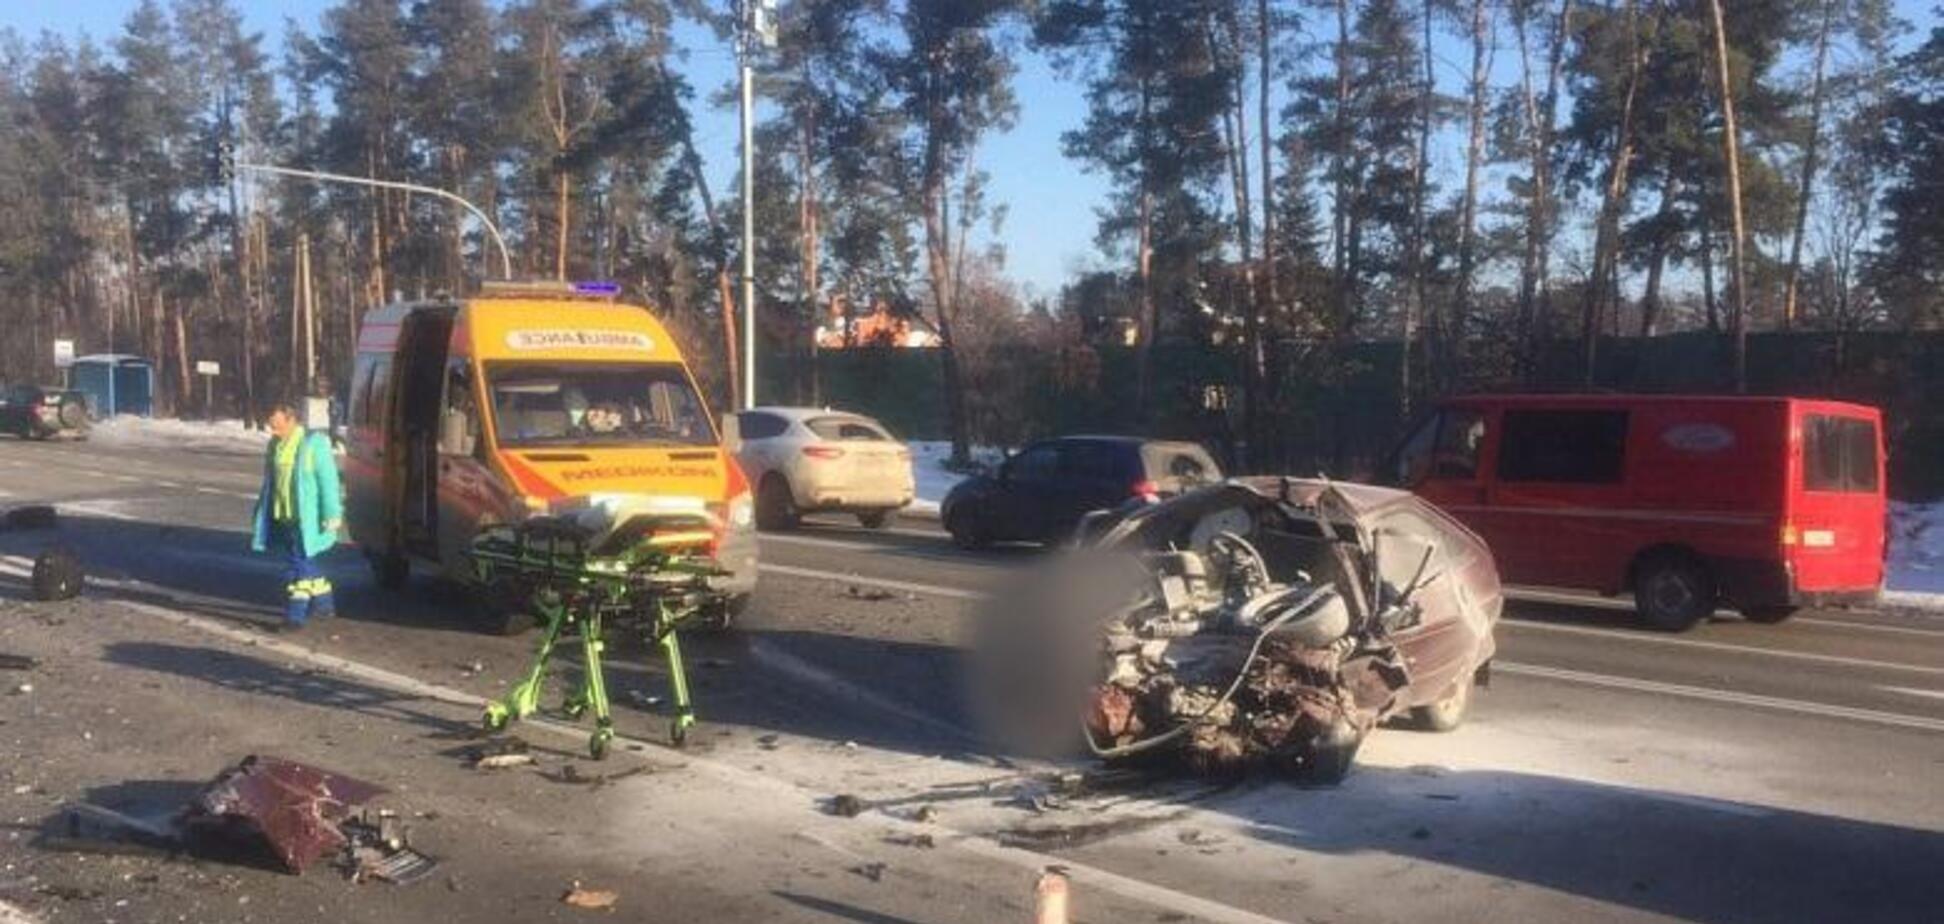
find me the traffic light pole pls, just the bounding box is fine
[232,161,515,281]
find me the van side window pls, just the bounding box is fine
[348,356,376,426]
[1497,410,1629,484]
[1433,410,1485,479]
[440,362,478,456]
[1803,415,1878,493]
[366,358,393,429]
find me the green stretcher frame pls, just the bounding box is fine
[472,517,722,759]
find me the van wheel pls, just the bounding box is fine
[1743,605,1799,625]
[756,477,800,531]
[1409,677,1472,732]
[857,510,895,530]
[1634,555,1715,632]
[368,551,409,591]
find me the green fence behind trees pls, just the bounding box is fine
[761,330,1944,501]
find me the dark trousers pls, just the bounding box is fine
[275,522,334,625]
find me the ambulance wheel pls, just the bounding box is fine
[1634,554,1714,632]
[756,476,800,531]
[1742,605,1799,625]
[369,551,409,591]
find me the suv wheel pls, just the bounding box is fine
[756,477,800,531]
[945,507,988,550]
[1634,554,1715,632]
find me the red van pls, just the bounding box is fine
[1388,395,1885,630]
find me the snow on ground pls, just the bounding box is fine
[907,440,1005,517]
[1887,501,1944,611]
[88,415,269,456]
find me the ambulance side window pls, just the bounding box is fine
[365,358,392,428]
[348,356,375,426]
[440,361,478,457]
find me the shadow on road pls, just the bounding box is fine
[1196,762,1944,924]
[102,640,475,737]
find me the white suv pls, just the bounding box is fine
[726,407,915,530]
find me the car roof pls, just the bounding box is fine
[745,406,882,422]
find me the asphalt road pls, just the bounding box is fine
[2,434,1941,924]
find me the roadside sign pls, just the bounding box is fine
[53,340,74,368]
[195,360,221,376]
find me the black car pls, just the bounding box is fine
[940,436,1222,548]
[0,384,90,440]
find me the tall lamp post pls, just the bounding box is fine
[738,0,776,410]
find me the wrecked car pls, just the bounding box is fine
[975,477,1500,782]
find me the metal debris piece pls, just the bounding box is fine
[182,755,387,874]
[910,805,938,823]
[848,862,887,882]
[0,653,37,671]
[827,794,865,817]
[475,754,535,770]
[845,585,896,602]
[562,884,619,910]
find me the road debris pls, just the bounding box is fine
[475,754,535,770]
[339,810,438,886]
[181,755,387,873]
[848,862,887,882]
[561,883,619,910]
[0,654,36,671]
[826,794,865,817]
[624,690,662,709]
[884,833,935,849]
[910,805,938,823]
[30,547,83,601]
[12,683,31,695]
[845,585,896,602]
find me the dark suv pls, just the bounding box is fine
[940,436,1221,548]
[0,384,90,440]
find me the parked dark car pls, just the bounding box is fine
[941,436,1221,548]
[0,384,90,440]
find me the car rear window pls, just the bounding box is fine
[1497,409,1630,484]
[1142,444,1222,483]
[806,416,894,442]
[1802,415,1878,493]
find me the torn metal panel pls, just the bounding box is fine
[184,756,387,873]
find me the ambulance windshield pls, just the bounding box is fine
[485,362,714,448]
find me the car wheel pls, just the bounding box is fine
[1634,554,1715,632]
[945,507,988,550]
[56,398,87,431]
[857,509,895,530]
[368,550,409,591]
[756,477,800,531]
[1742,605,1799,625]
[1409,677,1473,732]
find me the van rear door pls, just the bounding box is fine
[1791,406,1886,593]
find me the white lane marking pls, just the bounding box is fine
[112,474,140,483]
[1795,617,1944,638]
[761,532,886,554]
[158,480,182,488]
[758,563,988,602]
[51,574,1293,924]
[194,486,224,495]
[1498,661,1944,733]
[1503,618,1944,676]
[1877,685,1944,703]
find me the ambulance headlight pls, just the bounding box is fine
[728,493,755,530]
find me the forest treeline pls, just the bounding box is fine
[0,0,1938,463]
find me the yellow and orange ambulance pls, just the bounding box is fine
[342,281,756,632]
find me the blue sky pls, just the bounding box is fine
[3,1,1937,298]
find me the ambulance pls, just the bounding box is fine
[341,281,756,632]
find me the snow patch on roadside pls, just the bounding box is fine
[89,415,268,456]
[1887,501,1944,611]
[907,440,1005,516]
